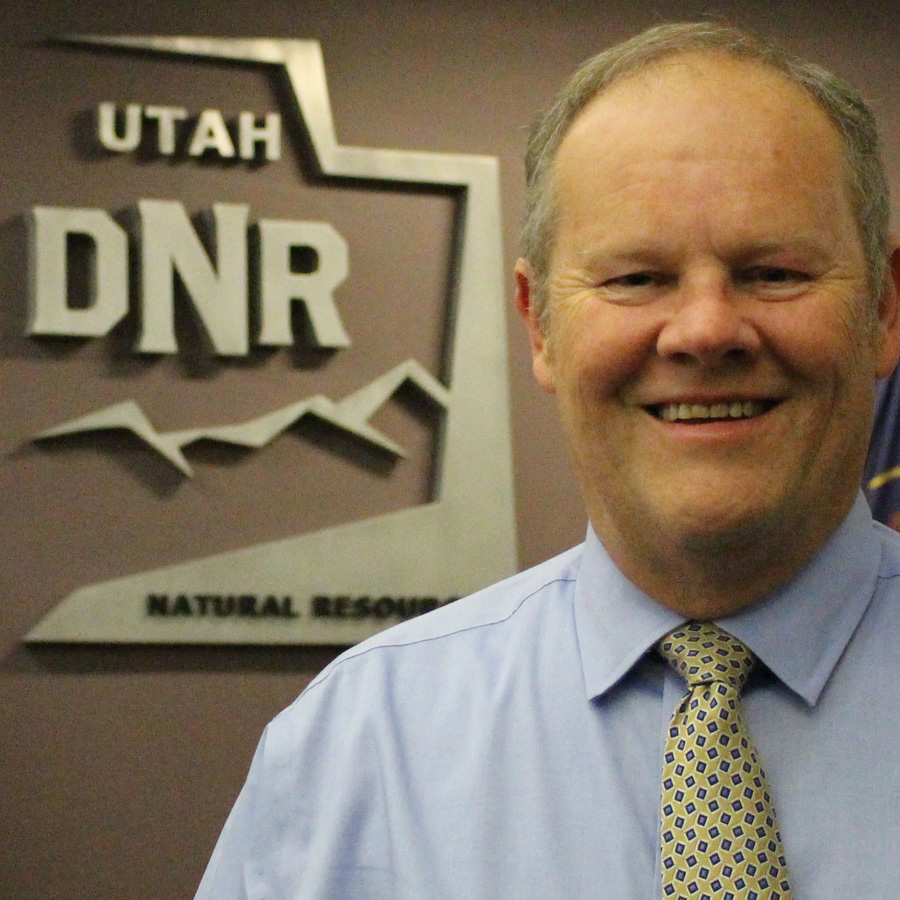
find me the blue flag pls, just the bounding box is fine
[864,374,900,529]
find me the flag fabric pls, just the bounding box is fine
[864,375,900,529]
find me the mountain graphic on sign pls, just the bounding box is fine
[35,358,449,476]
[26,35,516,646]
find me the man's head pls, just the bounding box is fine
[521,22,891,331]
[515,24,900,617]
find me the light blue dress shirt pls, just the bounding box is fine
[195,493,900,899]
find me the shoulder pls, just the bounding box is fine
[195,543,591,898]
[332,542,583,652]
[272,542,585,723]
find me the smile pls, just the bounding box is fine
[652,400,774,422]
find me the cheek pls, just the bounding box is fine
[761,304,878,459]
[548,302,660,400]
[759,296,872,380]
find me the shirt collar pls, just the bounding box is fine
[573,493,881,707]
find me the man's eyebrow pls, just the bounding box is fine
[580,235,836,263]
[572,243,681,266]
[725,237,836,264]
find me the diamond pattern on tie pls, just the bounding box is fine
[658,622,792,900]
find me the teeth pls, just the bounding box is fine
[658,401,766,422]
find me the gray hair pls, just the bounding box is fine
[522,22,890,327]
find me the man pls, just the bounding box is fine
[196,23,900,899]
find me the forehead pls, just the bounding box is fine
[554,53,849,210]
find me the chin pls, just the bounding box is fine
[662,499,790,553]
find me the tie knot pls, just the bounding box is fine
[658,622,755,690]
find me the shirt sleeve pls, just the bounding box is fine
[192,663,402,900]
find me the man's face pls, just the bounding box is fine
[517,54,900,609]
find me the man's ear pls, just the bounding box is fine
[514,258,556,393]
[875,243,900,378]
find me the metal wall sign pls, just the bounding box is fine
[24,37,516,645]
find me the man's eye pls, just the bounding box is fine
[739,267,808,285]
[605,272,659,288]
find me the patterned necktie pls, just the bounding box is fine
[658,622,792,899]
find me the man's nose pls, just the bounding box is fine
[655,277,761,365]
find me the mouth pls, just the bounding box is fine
[648,399,778,422]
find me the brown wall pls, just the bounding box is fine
[2,1,899,897]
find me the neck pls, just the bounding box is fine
[591,502,850,619]
[612,547,796,619]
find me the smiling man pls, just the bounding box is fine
[196,23,900,900]
[515,39,899,620]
